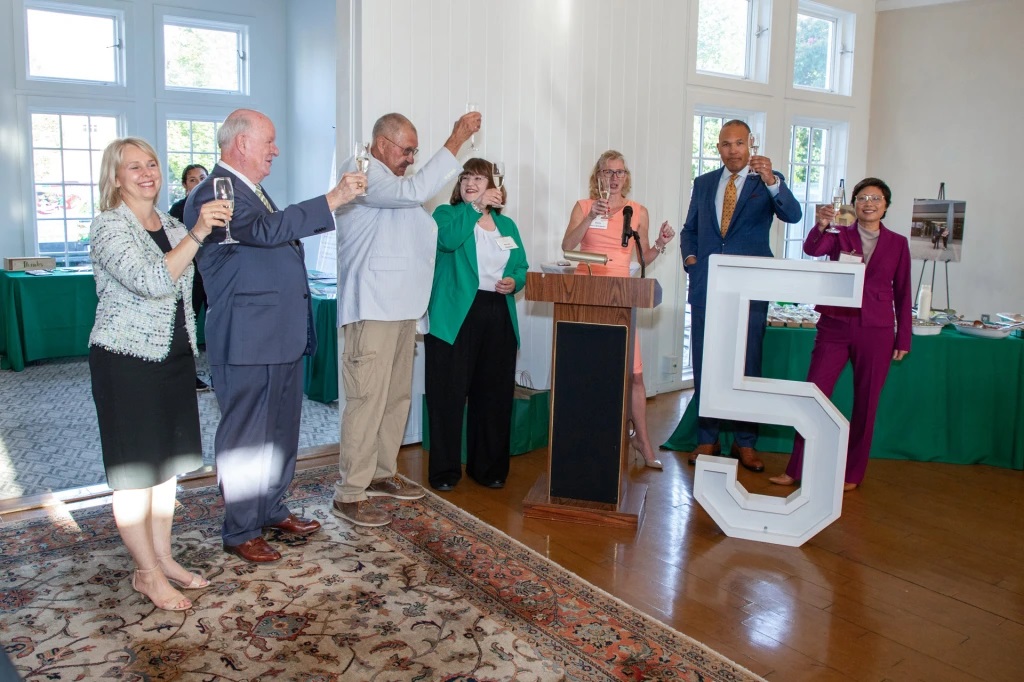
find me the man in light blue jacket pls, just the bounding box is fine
[333,111,479,527]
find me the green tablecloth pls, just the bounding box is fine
[0,270,97,371]
[304,289,339,403]
[662,326,1024,470]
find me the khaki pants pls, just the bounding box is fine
[334,319,416,503]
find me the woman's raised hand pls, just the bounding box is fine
[815,204,837,230]
[193,200,232,239]
[588,198,609,220]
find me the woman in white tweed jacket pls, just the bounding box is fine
[88,137,230,612]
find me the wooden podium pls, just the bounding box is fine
[522,271,661,529]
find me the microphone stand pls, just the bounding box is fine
[630,230,646,278]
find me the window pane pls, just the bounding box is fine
[165,119,221,207]
[810,128,825,164]
[697,0,749,77]
[794,13,834,89]
[164,24,240,91]
[807,165,823,203]
[27,9,117,83]
[31,112,117,262]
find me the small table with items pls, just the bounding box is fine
[662,324,1024,470]
[0,268,98,371]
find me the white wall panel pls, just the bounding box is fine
[341,0,879,392]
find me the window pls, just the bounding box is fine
[784,121,847,259]
[30,112,119,265]
[166,119,221,205]
[25,3,123,84]
[793,2,855,95]
[695,0,771,83]
[163,18,247,93]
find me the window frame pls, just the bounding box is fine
[157,105,232,207]
[157,12,250,97]
[19,96,127,263]
[792,0,856,97]
[782,116,849,260]
[691,0,773,87]
[15,0,130,96]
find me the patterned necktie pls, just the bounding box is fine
[721,173,738,236]
[254,185,274,212]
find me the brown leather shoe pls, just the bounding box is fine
[224,537,282,563]
[265,513,321,536]
[730,442,765,472]
[688,442,720,465]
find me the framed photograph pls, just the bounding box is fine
[909,199,965,262]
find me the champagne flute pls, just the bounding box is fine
[826,185,843,234]
[491,161,505,208]
[747,132,761,176]
[354,142,370,196]
[212,177,237,244]
[597,174,611,218]
[466,102,479,152]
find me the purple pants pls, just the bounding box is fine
[786,315,895,485]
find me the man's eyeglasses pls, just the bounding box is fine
[599,169,628,178]
[854,195,884,204]
[381,136,419,157]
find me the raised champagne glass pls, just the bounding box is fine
[466,102,479,152]
[491,161,505,208]
[747,132,761,176]
[597,174,611,218]
[354,142,370,196]
[825,185,843,234]
[212,176,237,244]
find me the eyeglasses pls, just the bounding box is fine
[381,136,419,157]
[599,169,629,178]
[855,194,885,204]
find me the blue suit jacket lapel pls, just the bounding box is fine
[729,174,759,229]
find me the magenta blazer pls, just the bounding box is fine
[804,221,913,352]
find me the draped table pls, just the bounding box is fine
[662,326,1024,470]
[0,270,97,371]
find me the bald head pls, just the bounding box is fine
[219,109,279,184]
[371,113,418,176]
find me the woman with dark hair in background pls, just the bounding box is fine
[89,138,230,610]
[425,158,529,491]
[770,177,911,491]
[169,164,211,391]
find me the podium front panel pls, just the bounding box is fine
[549,321,628,504]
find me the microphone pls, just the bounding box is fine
[621,205,634,248]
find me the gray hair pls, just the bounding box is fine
[217,109,258,151]
[371,113,415,141]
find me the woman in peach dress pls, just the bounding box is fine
[561,150,675,468]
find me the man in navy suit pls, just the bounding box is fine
[185,109,364,563]
[680,119,802,472]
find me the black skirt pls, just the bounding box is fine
[89,302,203,490]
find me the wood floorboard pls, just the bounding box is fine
[4,389,1022,681]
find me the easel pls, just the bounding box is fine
[915,182,953,311]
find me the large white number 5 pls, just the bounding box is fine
[694,254,865,547]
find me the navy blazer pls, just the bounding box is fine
[183,165,335,366]
[681,168,802,306]
[805,221,913,352]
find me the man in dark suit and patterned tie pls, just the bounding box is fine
[680,119,802,473]
[185,108,365,563]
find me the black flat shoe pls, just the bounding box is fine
[432,482,455,492]
[483,480,505,489]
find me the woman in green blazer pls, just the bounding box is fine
[425,158,529,491]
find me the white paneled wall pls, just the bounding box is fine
[337,0,878,393]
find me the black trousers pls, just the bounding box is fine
[425,290,517,487]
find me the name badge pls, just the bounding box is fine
[495,236,518,251]
[839,252,864,264]
[589,216,609,229]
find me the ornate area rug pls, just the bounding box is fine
[1,467,763,681]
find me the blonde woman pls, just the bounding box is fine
[89,137,230,611]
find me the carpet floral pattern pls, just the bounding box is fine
[0,467,763,681]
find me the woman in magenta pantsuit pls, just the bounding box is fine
[770,178,911,491]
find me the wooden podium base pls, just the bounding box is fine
[522,474,647,530]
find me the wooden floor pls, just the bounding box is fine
[3,389,1022,681]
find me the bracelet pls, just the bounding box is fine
[187,230,204,247]
[470,199,484,214]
